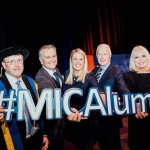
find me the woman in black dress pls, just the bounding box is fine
[62,48,104,150]
[123,45,150,150]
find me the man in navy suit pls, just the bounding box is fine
[92,44,130,150]
[35,44,64,150]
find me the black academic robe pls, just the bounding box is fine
[0,74,43,150]
[124,71,150,150]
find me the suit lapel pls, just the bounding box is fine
[93,67,99,75]
[41,67,56,85]
[56,71,64,84]
[99,65,111,84]
[41,67,63,88]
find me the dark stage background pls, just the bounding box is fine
[0,0,150,77]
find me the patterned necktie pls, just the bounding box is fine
[96,68,102,81]
[53,72,61,87]
[16,80,33,138]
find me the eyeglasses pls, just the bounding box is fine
[4,59,24,65]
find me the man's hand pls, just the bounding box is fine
[0,106,4,120]
[112,92,121,100]
[100,92,121,106]
[41,136,49,150]
[134,102,149,119]
[100,93,106,105]
[135,112,148,119]
[67,108,87,122]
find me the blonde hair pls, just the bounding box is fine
[129,45,150,72]
[65,48,88,84]
[38,44,56,57]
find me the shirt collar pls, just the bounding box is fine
[42,66,56,76]
[5,72,22,83]
[100,63,110,71]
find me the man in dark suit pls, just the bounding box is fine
[92,44,130,150]
[35,44,64,150]
[0,46,49,150]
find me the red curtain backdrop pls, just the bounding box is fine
[1,0,150,76]
[86,55,95,71]
[83,0,150,56]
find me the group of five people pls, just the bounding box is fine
[0,44,150,150]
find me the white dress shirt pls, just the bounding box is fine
[5,72,27,93]
[43,66,62,87]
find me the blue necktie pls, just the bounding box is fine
[53,72,61,87]
[16,80,38,138]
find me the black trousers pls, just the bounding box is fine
[48,136,64,150]
[96,127,122,150]
[23,128,43,150]
[73,142,93,150]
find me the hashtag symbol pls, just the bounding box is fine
[0,89,16,121]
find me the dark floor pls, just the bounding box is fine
[64,116,129,150]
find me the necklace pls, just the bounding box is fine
[73,74,79,81]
